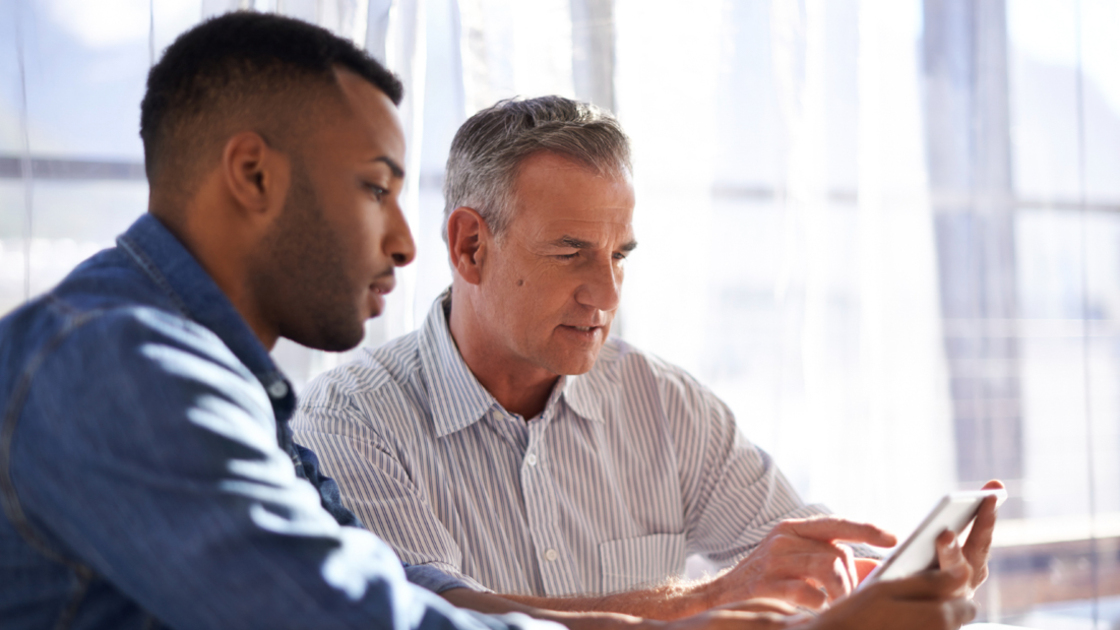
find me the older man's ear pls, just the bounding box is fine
[447,206,489,285]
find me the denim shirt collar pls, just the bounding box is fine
[115,213,294,411]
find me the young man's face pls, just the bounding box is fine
[475,151,636,377]
[264,69,415,352]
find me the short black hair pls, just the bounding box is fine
[140,11,402,191]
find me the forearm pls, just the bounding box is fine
[441,588,656,630]
[466,579,716,621]
[441,588,808,630]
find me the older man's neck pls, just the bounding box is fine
[477,370,557,420]
[448,297,558,420]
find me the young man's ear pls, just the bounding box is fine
[446,207,490,285]
[221,131,290,223]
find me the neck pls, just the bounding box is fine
[447,286,558,420]
[151,197,279,351]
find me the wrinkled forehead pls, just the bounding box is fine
[508,154,636,245]
[528,212,635,242]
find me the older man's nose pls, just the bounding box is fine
[576,259,622,312]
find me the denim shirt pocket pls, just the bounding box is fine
[599,532,686,594]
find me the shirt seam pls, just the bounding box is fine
[117,233,192,319]
[0,302,103,605]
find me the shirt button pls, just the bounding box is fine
[526,453,538,466]
[544,549,559,562]
[267,380,289,399]
[489,409,502,421]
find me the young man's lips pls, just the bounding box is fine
[367,279,395,316]
[370,279,396,295]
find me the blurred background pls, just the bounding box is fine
[1,0,1118,626]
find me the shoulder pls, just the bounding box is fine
[25,304,260,413]
[590,337,714,405]
[10,304,272,479]
[69,305,246,374]
[53,244,179,315]
[565,338,727,443]
[0,243,205,397]
[297,329,424,423]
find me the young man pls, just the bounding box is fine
[292,96,1002,621]
[0,12,541,630]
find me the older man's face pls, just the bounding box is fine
[477,151,636,377]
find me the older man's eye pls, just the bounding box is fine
[555,253,579,261]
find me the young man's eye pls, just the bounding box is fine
[363,182,388,201]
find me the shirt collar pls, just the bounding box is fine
[418,289,610,436]
[419,290,500,437]
[115,213,292,402]
[558,341,620,425]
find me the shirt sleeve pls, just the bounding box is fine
[8,307,534,630]
[657,362,831,566]
[292,374,491,593]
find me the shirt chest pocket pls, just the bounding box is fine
[599,533,686,594]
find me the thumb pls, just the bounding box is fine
[873,565,970,601]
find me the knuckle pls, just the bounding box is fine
[769,536,795,553]
[975,565,989,583]
[955,599,978,624]
[936,599,977,628]
[773,520,797,534]
[937,602,957,630]
[786,581,826,608]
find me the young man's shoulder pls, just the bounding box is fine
[0,247,226,393]
[0,249,265,467]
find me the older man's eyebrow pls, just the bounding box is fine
[549,236,639,253]
[372,156,405,179]
[551,236,595,249]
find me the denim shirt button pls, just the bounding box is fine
[267,380,289,399]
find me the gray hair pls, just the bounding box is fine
[441,95,632,243]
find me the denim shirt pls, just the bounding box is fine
[0,214,552,630]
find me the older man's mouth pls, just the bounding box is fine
[559,324,605,339]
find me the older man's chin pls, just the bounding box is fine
[547,338,611,376]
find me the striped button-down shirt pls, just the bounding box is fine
[292,291,826,597]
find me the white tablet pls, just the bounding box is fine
[859,489,1007,588]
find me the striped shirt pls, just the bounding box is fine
[292,291,826,597]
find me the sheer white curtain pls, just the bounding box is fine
[608,0,953,534]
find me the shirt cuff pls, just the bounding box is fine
[404,564,475,594]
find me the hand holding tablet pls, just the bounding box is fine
[859,488,1008,589]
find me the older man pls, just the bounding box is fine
[292,96,1001,622]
